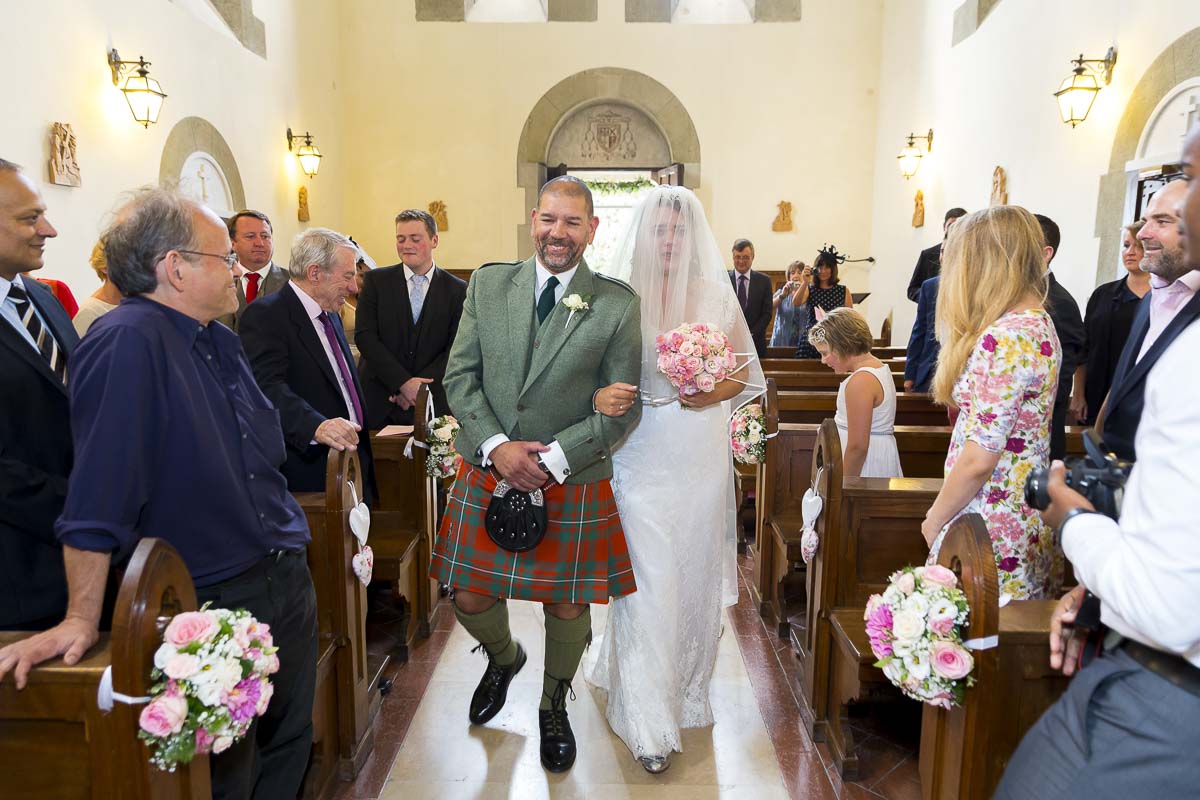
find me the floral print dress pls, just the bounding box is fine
[941,310,1063,599]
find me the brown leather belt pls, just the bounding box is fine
[1119,638,1200,700]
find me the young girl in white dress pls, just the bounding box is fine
[808,308,903,478]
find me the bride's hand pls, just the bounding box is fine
[594,383,639,417]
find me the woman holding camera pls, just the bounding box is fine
[794,251,853,359]
[920,206,1064,600]
[768,261,810,347]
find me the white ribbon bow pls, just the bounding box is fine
[404,389,437,459]
[96,664,150,712]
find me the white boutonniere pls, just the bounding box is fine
[564,294,590,329]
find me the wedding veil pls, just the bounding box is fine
[600,185,766,409]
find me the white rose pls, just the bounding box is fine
[433,425,453,442]
[154,642,177,671]
[927,597,957,621]
[902,592,930,617]
[882,658,905,684]
[891,638,914,658]
[748,431,761,444]
[195,680,225,707]
[748,422,762,433]
[882,586,902,606]
[891,610,926,643]
[904,650,932,681]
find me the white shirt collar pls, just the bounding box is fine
[289,281,325,320]
[534,258,578,294]
[403,263,436,282]
[243,261,273,279]
[0,272,28,304]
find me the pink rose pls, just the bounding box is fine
[896,572,916,596]
[930,641,974,680]
[928,613,955,637]
[922,565,958,590]
[163,611,217,647]
[695,373,716,393]
[212,735,233,754]
[139,693,188,738]
[163,653,202,680]
[255,679,275,715]
[679,341,696,356]
[195,727,215,754]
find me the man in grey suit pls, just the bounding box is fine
[728,238,773,357]
[216,209,287,330]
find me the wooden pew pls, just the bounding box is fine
[766,345,906,360]
[778,390,946,426]
[761,357,906,373]
[0,539,211,799]
[293,449,385,795]
[767,370,906,393]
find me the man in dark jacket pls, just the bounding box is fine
[906,207,967,301]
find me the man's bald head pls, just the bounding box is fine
[537,176,594,218]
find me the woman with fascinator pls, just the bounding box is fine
[584,186,765,773]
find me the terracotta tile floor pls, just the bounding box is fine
[334,555,923,799]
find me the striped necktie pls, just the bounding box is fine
[8,283,67,383]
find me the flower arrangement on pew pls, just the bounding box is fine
[426,414,462,480]
[138,606,279,770]
[656,322,737,396]
[730,403,767,464]
[864,564,976,709]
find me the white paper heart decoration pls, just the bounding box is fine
[801,526,819,565]
[349,502,370,546]
[351,545,374,586]
[801,487,824,528]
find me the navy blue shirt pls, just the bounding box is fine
[56,297,309,586]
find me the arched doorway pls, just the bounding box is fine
[515,67,701,260]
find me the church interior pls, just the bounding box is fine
[3,1,1200,798]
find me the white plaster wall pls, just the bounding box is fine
[868,0,1200,343]
[337,0,884,293]
[0,0,344,296]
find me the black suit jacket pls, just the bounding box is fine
[1045,273,1085,461]
[729,269,773,357]
[904,276,939,392]
[239,283,376,502]
[1102,286,1200,461]
[355,264,467,428]
[0,276,79,627]
[907,244,942,302]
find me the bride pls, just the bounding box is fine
[585,186,765,773]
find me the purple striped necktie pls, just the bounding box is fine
[319,312,364,424]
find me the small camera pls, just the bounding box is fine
[1024,429,1132,520]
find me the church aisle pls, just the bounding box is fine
[377,598,789,799]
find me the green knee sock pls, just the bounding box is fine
[541,607,592,710]
[455,600,518,666]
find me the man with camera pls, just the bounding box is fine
[995,125,1200,798]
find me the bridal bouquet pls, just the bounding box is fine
[426,414,462,480]
[730,403,767,464]
[864,565,976,709]
[139,606,279,770]
[655,322,737,396]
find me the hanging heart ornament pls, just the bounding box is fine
[349,501,371,546]
[351,545,374,586]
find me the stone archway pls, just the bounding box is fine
[515,67,701,258]
[1093,26,1200,287]
[159,117,247,213]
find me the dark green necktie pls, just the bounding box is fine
[537,276,559,324]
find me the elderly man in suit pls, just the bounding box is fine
[728,238,773,357]
[0,159,78,631]
[216,209,288,330]
[356,209,466,427]
[430,177,641,774]
[239,227,376,501]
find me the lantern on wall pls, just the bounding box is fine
[107,50,167,128]
[897,129,934,180]
[1054,48,1117,128]
[287,128,323,178]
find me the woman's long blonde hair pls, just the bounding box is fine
[931,205,1049,404]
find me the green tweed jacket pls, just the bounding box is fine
[443,257,642,484]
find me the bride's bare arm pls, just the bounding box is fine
[594,382,639,417]
[680,360,750,409]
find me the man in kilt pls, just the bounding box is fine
[430,176,642,772]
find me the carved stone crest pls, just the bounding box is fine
[583,110,637,161]
[298,185,310,222]
[990,166,1008,207]
[49,122,81,187]
[771,201,793,232]
[429,200,448,232]
[912,189,925,228]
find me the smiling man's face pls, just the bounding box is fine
[0,169,57,281]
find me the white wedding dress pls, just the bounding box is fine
[585,186,763,760]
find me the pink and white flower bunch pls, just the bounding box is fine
[863,564,975,709]
[138,605,279,771]
[426,414,462,480]
[730,404,767,464]
[655,322,736,396]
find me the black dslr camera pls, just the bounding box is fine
[1024,429,1132,520]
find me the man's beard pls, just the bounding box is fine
[1143,247,1189,282]
[535,235,585,272]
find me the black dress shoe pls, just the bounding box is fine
[539,678,577,773]
[468,642,526,725]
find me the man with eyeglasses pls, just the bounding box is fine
[0,189,318,800]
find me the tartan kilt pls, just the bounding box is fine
[430,462,637,604]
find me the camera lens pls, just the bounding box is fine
[1024,468,1051,511]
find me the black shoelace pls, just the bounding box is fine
[541,677,577,736]
[471,641,515,687]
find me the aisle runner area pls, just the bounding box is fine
[379,601,789,799]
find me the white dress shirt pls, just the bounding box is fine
[402,262,437,289]
[1064,319,1200,666]
[1135,269,1200,362]
[478,258,579,483]
[1,273,53,353]
[290,282,360,426]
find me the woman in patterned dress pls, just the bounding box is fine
[921,206,1064,600]
[794,250,852,358]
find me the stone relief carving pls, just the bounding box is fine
[583,110,637,161]
[429,200,449,232]
[49,122,81,187]
[771,201,793,232]
[298,185,310,222]
[990,166,1008,206]
[912,189,925,228]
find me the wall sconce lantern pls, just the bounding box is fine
[1054,47,1117,128]
[107,50,167,128]
[287,128,323,178]
[897,129,934,179]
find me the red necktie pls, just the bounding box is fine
[245,272,261,304]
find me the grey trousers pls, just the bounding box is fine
[994,646,1200,799]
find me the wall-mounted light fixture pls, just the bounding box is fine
[897,129,934,179]
[107,49,167,128]
[286,128,323,178]
[1054,47,1117,128]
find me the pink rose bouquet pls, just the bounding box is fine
[655,322,736,397]
[730,403,767,464]
[425,414,462,480]
[139,604,279,771]
[863,565,975,708]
